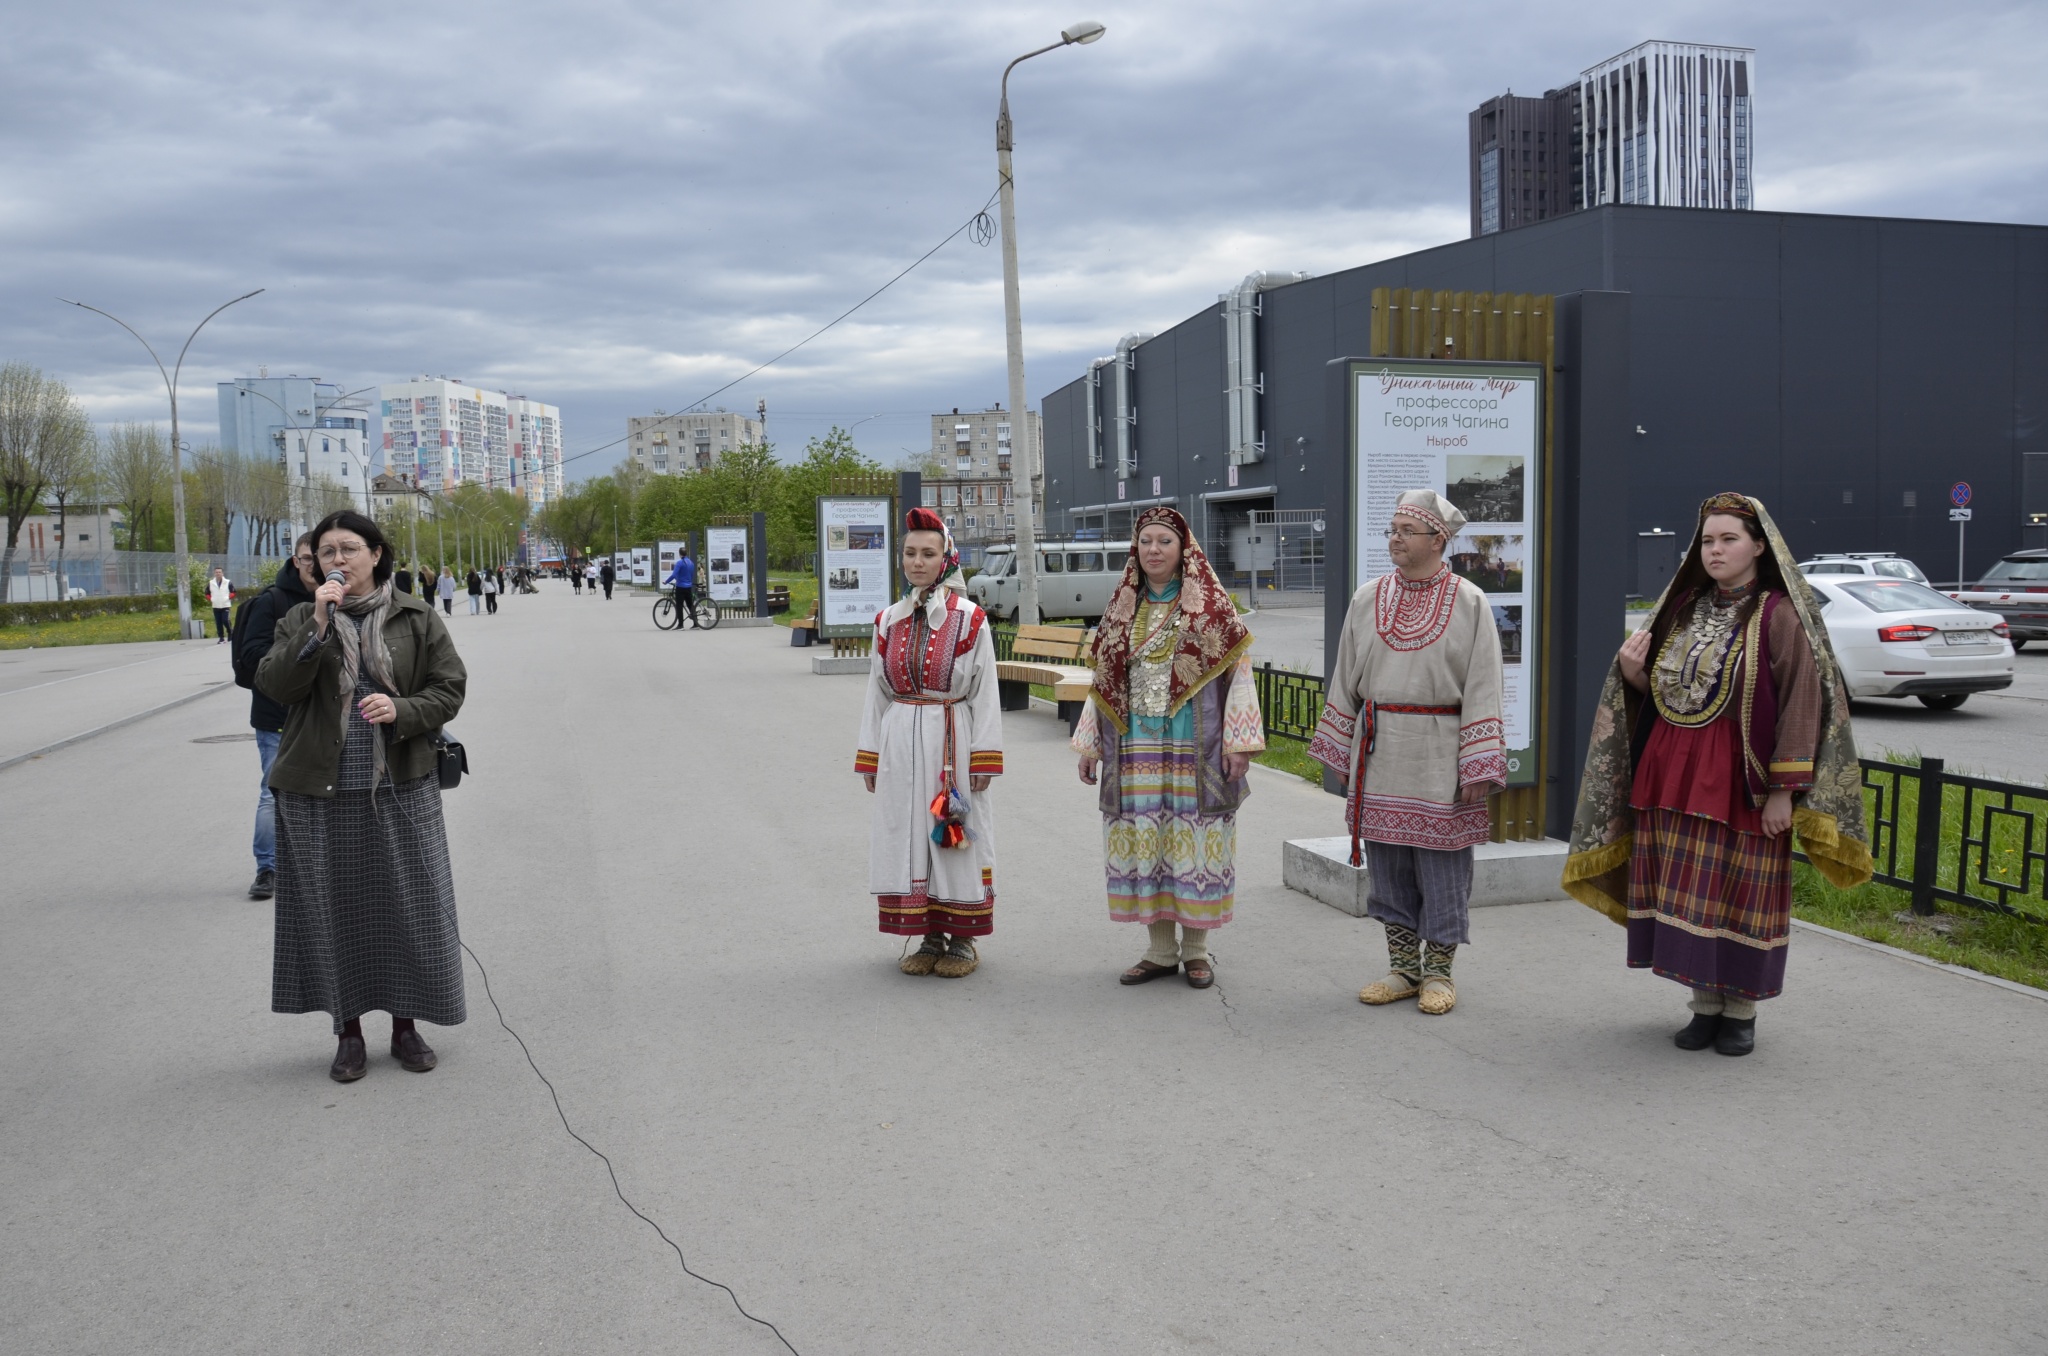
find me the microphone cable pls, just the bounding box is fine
[461,941,804,1355]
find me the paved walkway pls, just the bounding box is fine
[3,587,2045,1355]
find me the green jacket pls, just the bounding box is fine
[256,587,468,797]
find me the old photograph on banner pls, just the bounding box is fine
[629,547,653,585]
[656,540,686,585]
[705,526,749,604]
[1352,360,1543,785]
[816,496,893,638]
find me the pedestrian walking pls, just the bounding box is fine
[570,565,582,596]
[482,570,498,615]
[599,559,615,600]
[255,510,468,1083]
[1073,507,1263,990]
[664,547,699,628]
[208,566,234,642]
[1563,492,1871,1056]
[856,507,1004,979]
[394,561,414,596]
[585,562,599,596]
[1309,490,1506,1016]
[466,569,482,614]
[229,533,317,901]
[436,569,455,616]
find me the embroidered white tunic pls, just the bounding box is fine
[854,590,1004,920]
[1308,567,1508,851]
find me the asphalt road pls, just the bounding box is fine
[3,586,2045,1355]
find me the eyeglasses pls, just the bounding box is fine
[1382,527,1439,541]
[317,541,369,563]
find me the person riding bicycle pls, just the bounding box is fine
[665,548,700,629]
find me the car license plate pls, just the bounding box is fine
[1944,630,1990,646]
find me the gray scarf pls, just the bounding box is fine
[334,579,397,784]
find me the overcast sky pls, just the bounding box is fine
[4,0,2042,478]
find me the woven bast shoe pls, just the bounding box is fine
[932,938,979,978]
[900,934,946,976]
[1359,972,1422,1005]
[1416,976,1457,1015]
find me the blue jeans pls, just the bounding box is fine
[253,729,281,871]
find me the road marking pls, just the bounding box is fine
[0,681,235,773]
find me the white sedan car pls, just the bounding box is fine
[1806,575,2016,710]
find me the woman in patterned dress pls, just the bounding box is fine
[1564,492,1871,1057]
[1073,507,1264,989]
[856,508,1004,979]
[258,510,468,1083]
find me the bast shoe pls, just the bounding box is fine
[1714,1016,1756,1057]
[900,934,945,976]
[932,938,979,978]
[1416,976,1457,1015]
[1360,972,1421,1005]
[1674,1012,1720,1050]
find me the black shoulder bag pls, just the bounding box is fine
[434,733,469,790]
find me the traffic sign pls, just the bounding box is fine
[1951,481,1972,508]
[1950,508,1973,522]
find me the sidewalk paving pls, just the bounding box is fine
[3,587,2044,1355]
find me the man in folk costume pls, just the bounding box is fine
[1308,489,1506,1015]
[1564,492,1871,1056]
[856,508,1004,979]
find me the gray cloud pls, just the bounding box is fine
[4,0,2041,474]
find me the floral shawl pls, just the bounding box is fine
[1561,493,1873,922]
[1086,506,1252,735]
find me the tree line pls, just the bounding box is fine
[532,426,883,568]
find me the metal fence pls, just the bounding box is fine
[1244,509,1327,605]
[3,550,287,601]
[1251,663,1325,742]
[1817,757,2048,920]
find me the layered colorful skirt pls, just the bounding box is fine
[1626,717,1792,1000]
[1103,707,1236,928]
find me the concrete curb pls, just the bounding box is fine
[0,680,235,774]
[1791,918,2048,1003]
[1283,835,1572,915]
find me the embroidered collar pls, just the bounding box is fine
[1374,566,1460,652]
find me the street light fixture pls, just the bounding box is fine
[233,382,376,521]
[60,289,265,638]
[997,22,1104,625]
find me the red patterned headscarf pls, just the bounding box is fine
[904,506,965,602]
[1086,506,1252,733]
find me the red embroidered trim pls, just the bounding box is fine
[854,750,880,774]
[968,750,1004,774]
[882,597,965,696]
[1374,568,1459,652]
[1458,717,1504,748]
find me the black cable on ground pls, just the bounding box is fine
[461,941,802,1355]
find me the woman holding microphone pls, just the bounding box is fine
[257,510,469,1082]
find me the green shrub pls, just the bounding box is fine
[0,595,174,627]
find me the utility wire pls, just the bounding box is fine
[462,941,803,1354]
[555,187,1001,473]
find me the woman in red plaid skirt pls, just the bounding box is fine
[1565,493,1871,1057]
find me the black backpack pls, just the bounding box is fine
[229,589,270,689]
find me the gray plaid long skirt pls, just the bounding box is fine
[272,775,466,1034]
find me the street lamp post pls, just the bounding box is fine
[233,381,378,524]
[997,22,1104,625]
[61,289,265,638]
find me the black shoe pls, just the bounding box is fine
[329,1035,368,1082]
[1674,1012,1719,1050]
[248,868,276,900]
[391,1029,438,1072]
[1714,1016,1756,1057]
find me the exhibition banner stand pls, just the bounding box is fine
[815,495,895,640]
[1341,356,1547,800]
[704,524,751,610]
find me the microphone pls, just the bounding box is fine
[326,569,347,586]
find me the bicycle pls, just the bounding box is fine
[653,590,719,630]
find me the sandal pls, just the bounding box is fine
[1183,958,1214,989]
[932,937,979,978]
[900,934,946,976]
[1120,959,1179,986]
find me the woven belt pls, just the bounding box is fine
[890,694,963,706]
[1349,700,1463,867]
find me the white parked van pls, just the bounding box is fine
[970,540,1130,622]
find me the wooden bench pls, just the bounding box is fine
[996,624,1094,729]
[765,584,791,614]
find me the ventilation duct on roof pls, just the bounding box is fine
[1113,332,1151,480]
[1085,356,1113,469]
[1222,271,1312,465]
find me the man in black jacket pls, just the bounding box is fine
[235,534,316,900]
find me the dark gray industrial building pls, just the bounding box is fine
[1040,203,2048,597]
